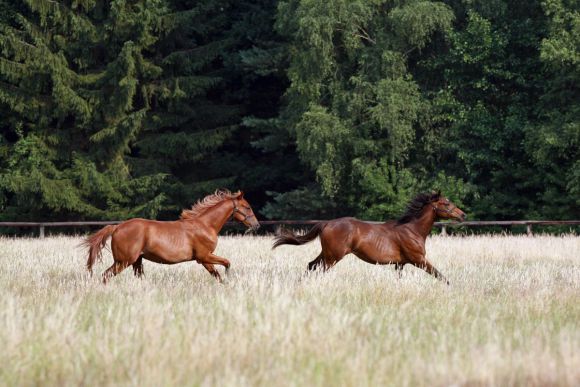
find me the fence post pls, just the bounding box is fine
[39,225,45,238]
[441,225,447,236]
[526,224,533,236]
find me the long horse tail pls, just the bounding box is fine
[83,225,118,274]
[272,222,326,249]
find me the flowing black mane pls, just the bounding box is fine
[397,192,441,224]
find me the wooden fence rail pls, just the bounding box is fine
[1,220,579,238]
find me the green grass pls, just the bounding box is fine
[0,234,579,386]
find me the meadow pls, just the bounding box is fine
[0,233,579,386]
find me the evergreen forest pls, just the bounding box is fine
[0,0,578,222]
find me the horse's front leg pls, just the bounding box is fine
[198,253,231,281]
[202,263,222,282]
[208,253,231,273]
[412,256,449,285]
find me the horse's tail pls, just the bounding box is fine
[272,222,326,249]
[83,224,118,275]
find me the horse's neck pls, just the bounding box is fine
[408,206,436,239]
[197,200,232,233]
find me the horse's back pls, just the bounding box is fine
[323,217,388,234]
[115,218,186,234]
[113,218,160,240]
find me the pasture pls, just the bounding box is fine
[1,234,579,386]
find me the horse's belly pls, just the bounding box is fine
[354,238,401,264]
[142,251,191,265]
[143,243,193,265]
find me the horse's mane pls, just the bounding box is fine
[397,191,441,224]
[180,189,240,220]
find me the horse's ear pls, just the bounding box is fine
[431,190,441,201]
[238,190,244,198]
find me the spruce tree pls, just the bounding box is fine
[0,0,168,220]
[135,0,292,218]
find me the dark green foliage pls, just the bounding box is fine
[419,0,579,220]
[0,0,168,220]
[0,0,578,223]
[531,0,580,217]
[273,0,460,219]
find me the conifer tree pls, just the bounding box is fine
[135,0,291,218]
[0,0,168,220]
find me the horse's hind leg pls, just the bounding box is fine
[322,255,343,272]
[307,253,323,271]
[319,230,349,272]
[107,231,143,283]
[133,255,144,278]
[320,247,347,272]
[395,263,405,279]
[307,253,342,273]
[102,261,130,284]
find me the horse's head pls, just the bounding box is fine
[430,191,466,222]
[232,192,260,231]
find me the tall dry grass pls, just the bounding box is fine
[0,234,579,386]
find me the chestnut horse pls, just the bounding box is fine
[84,190,259,283]
[273,192,466,284]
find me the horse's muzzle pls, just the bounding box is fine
[452,209,466,222]
[245,222,260,233]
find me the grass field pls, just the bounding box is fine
[0,233,579,386]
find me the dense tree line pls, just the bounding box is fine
[0,0,578,222]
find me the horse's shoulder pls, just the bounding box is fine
[396,229,426,253]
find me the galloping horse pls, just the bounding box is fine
[273,191,466,284]
[84,190,259,283]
